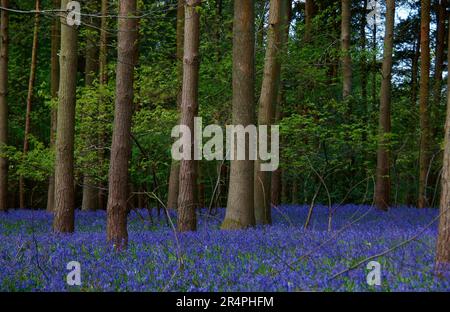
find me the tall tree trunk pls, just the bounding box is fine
[106,0,138,248]
[375,0,395,211]
[304,0,315,43]
[436,5,450,272]
[360,0,368,107]
[255,0,289,224]
[436,8,450,274]
[418,0,431,208]
[177,0,201,232]
[19,0,40,209]
[0,0,9,212]
[98,0,108,210]
[432,0,447,139]
[53,0,78,233]
[167,0,185,210]
[82,6,100,212]
[47,0,61,212]
[222,0,256,230]
[371,21,377,111]
[341,0,352,99]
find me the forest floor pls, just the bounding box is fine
[0,204,449,291]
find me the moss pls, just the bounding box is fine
[221,218,245,230]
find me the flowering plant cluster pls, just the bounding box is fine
[0,205,449,291]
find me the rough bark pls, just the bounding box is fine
[177,0,201,232]
[304,0,315,43]
[167,0,185,210]
[418,0,431,208]
[375,0,395,211]
[341,0,352,99]
[53,0,78,233]
[360,0,368,107]
[106,0,138,248]
[436,8,450,273]
[82,6,99,212]
[47,0,60,212]
[98,0,108,210]
[0,0,9,211]
[255,0,289,224]
[222,0,256,230]
[19,0,40,209]
[432,0,447,138]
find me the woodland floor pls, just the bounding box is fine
[0,204,449,291]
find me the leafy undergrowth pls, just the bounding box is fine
[0,205,449,291]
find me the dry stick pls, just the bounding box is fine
[431,168,443,207]
[306,157,332,231]
[329,205,450,280]
[424,149,442,206]
[304,183,321,229]
[272,180,378,276]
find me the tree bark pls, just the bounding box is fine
[47,0,61,212]
[53,0,78,233]
[166,0,185,210]
[436,7,450,274]
[106,0,138,248]
[222,0,256,230]
[360,0,368,107]
[0,0,9,212]
[375,0,395,211]
[19,0,40,209]
[255,0,289,224]
[418,0,431,208]
[177,0,201,232]
[304,0,315,43]
[341,0,352,99]
[82,4,100,212]
[98,0,108,210]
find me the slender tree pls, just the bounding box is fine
[167,0,185,210]
[418,0,431,208]
[254,0,288,224]
[98,0,108,210]
[375,0,395,211]
[19,0,40,209]
[436,7,450,274]
[360,0,368,107]
[82,2,100,211]
[0,0,9,212]
[106,0,138,248]
[341,0,352,99]
[177,0,201,232]
[304,0,316,43]
[432,0,447,138]
[53,0,78,233]
[222,0,256,229]
[47,0,61,212]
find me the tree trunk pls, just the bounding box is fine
[304,0,315,43]
[53,0,78,232]
[167,0,185,210]
[255,0,289,224]
[222,0,256,230]
[177,0,201,232]
[106,0,138,248]
[0,0,9,212]
[98,0,108,210]
[436,8,450,274]
[47,0,60,212]
[432,0,447,139]
[418,0,431,208]
[82,6,99,212]
[341,0,352,99]
[360,0,368,107]
[375,0,395,211]
[19,0,40,209]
